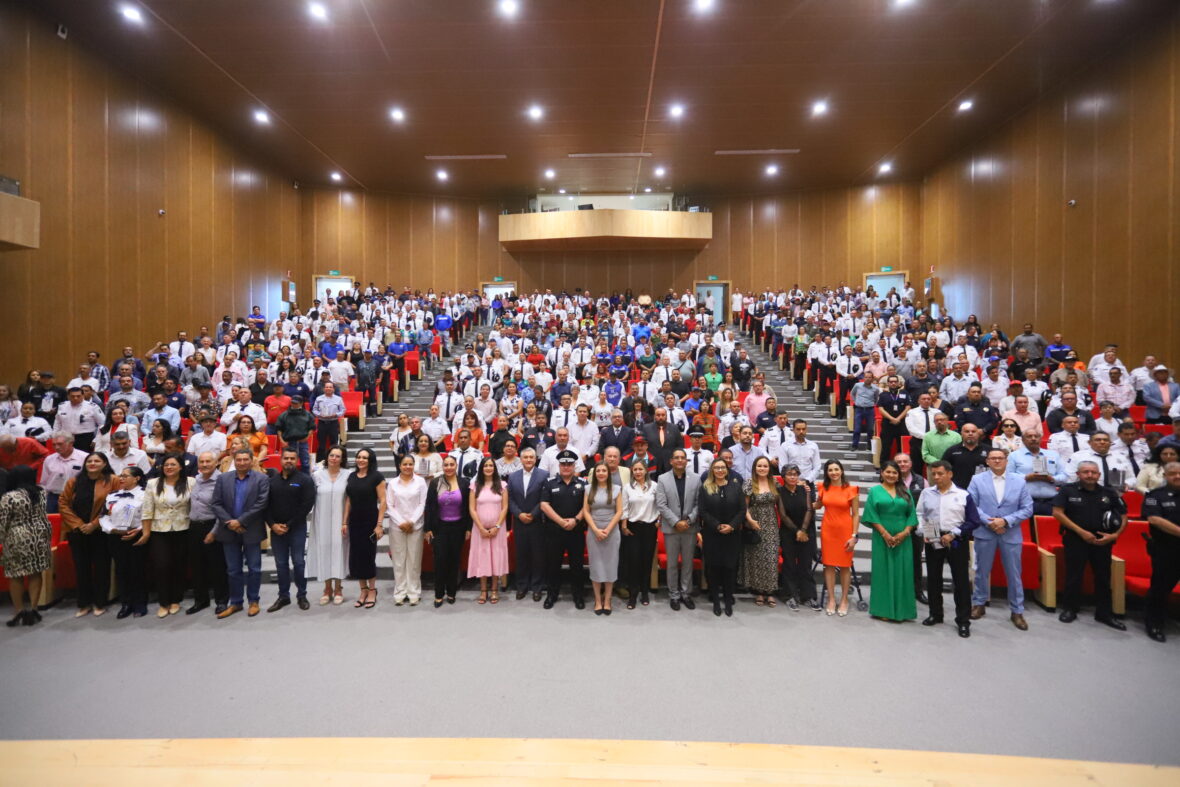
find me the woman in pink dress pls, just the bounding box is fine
[467,457,509,604]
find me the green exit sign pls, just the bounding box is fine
[880,266,893,272]
[493,276,504,282]
[707,275,718,281]
[328,270,340,276]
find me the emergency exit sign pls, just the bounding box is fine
[494,276,504,282]
[328,270,340,275]
[880,266,893,272]
[707,275,718,281]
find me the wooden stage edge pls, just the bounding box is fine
[0,737,1174,786]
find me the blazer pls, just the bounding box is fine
[597,424,635,457]
[506,467,549,522]
[967,471,1034,543]
[642,421,684,465]
[211,470,271,544]
[1142,381,1180,421]
[141,480,193,533]
[521,427,556,454]
[423,476,472,532]
[58,476,115,533]
[654,470,702,533]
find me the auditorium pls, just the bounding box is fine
[2,1,1180,784]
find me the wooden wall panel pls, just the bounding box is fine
[921,13,1180,365]
[0,3,304,385]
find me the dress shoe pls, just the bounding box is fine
[296,597,310,611]
[957,624,971,638]
[915,591,929,605]
[969,605,986,620]
[116,605,134,619]
[543,597,556,610]
[214,604,228,615]
[573,597,586,610]
[1058,609,1077,623]
[922,615,942,627]
[1010,613,1028,631]
[1147,627,1167,643]
[532,592,543,602]
[217,604,242,619]
[247,602,261,617]
[1096,616,1126,631]
[594,609,604,616]
[186,601,210,616]
[268,597,291,613]
[156,607,169,619]
[603,608,612,616]
[724,601,733,617]
[682,597,696,611]
[713,601,722,617]
[669,598,681,611]
[515,590,527,600]
[20,611,38,627]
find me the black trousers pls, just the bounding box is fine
[1062,530,1113,618]
[911,531,925,595]
[816,366,835,404]
[780,528,816,602]
[879,422,907,464]
[703,533,739,603]
[545,523,586,601]
[150,530,188,607]
[925,542,971,625]
[1146,539,1180,630]
[835,376,855,419]
[792,351,806,381]
[909,437,925,476]
[315,419,340,462]
[620,520,657,596]
[187,519,228,606]
[68,529,110,609]
[513,519,547,593]
[108,532,147,609]
[431,520,466,599]
[387,356,409,390]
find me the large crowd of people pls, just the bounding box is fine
[1,283,1178,644]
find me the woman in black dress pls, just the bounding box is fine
[423,455,472,607]
[777,464,818,610]
[700,458,746,617]
[343,447,386,609]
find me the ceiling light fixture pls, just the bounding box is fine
[436,169,448,181]
[424,154,507,160]
[644,187,652,193]
[527,104,544,121]
[811,100,829,117]
[544,169,556,179]
[498,0,519,17]
[669,103,685,119]
[957,99,974,112]
[308,2,329,22]
[568,152,652,158]
[894,0,917,7]
[389,107,406,123]
[253,109,270,125]
[878,162,893,175]
[558,189,566,194]
[568,196,574,201]
[629,195,635,200]
[765,164,779,176]
[714,148,800,155]
[119,4,144,24]
[694,0,716,13]
[329,171,342,182]
[654,166,666,177]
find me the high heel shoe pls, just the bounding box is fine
[363,588,378,609]
[837,602,850,617]
[6,611,24,627]
[477,591,488,605]
[825,603,836,616]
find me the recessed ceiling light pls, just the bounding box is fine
[878,162,893,175]
[436,169,448,181]
[644,187,652,193]
[119,4,144,23]
[498,0,519,17]
[527,104,544,121]
[811,100,829,117]
[568,196,574,201]
[669,103,685,119]
[629,195,635,200]
[894,0,917,7]
[558,188,566,194]
[694,0,716,13]
[765,164,779,176]
[957,99,974,112]
[329,171,342,182]
[544,169,556,179]
[253,109,270,125]
[654,166,666,177]
[389,107,406,123]
[308,2,329,22]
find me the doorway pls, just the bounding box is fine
[694,281,730,326]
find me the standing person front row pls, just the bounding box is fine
[655,448,701,611]
[968,448,1034,631]
[916,461,985,637]
[265,448,316,612]
[211,448,270,619]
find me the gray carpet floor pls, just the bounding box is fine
[1,588,1176,766]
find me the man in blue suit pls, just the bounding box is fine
[507,447,549,601]
[596,409,635,457]
[212,448,271,619]
[1141,365,1180,424]
[968,447,1035,630]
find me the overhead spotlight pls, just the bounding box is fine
[957,99,974,112]
[894,0,917,7]
[498,0,519,17]
[308,2,329,22]
[568,196,574,201]
[119,4,144,23]
[527,104,544,121]
[644,187,652,193]
[389,107,406,123]
[669,103,685,119]
[654,166,666,177]
[694,0,716,12]
[811,100,829,117]
[436,169,448,181]
[558,188,566,194]
[253,109,271,125]
[329,171,343,182]
[544,169,556,179]
[878,162,893,175]
[765,164,779,176]
[629,195,635,200]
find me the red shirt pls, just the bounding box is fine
[264,395,292,425]
[0,437,52,470]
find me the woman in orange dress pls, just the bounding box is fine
[813,459,860,616]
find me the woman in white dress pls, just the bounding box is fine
[309,445,350,605]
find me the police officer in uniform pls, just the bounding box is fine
[538,450,588,610]
[1052,459,1127,630]
[1143,461,1180,642]
[877,375,912,464]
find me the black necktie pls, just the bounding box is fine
[1128,450,1140,477]
[923,409,930,431]
[779,427,786,445]
[693,452,699,473]
[1100,455,1111,483]
[1071,434,1079,452]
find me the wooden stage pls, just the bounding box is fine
[0,737,1173,786]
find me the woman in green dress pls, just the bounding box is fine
[702,363,723,393]
[861,459,918,621]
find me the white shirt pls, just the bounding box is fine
[421,416,450,442]
[776,439,822,483]
[566,419,600,460]
[107,447,152,475]
[434,391,463,420]
[1047,430,1089,462]
[991,473,1006,504]
[4,415,52,439]
[327,359,355,389]
[220,401,266,429]
[539,445,585,476]
[385,474,428,530]
[624,480,658,523]
[905,407,936,440]
[1067,449,1133,490]
[41,449,88,495]
[53,401,106,435]
[187,430,228,458]
[916,484,972,538]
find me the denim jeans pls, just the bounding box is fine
[270,523,308,599]
[222,541,263,606]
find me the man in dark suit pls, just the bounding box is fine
[521,412,556,454]
[507,446,549,601]
[642,406,683,470]
[212,447,271,619]
[265,447,316,613]
[597,408,635,457]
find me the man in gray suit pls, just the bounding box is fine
[967,447,1035,630]
[212,448,271,619]
[655,447,701,611]
[507,447,549,601]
